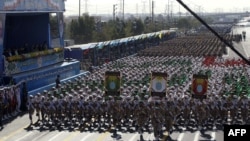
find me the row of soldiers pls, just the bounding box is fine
[27,89,250,140]
[138,34,230,57]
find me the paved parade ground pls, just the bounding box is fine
[224,26,250,59]
[1,26,250,141]
[0,113,223,141]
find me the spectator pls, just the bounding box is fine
[14,85,21,113]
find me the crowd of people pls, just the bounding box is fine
[25,54,250,140]
[138,34,232,57]
[0,81,25,128]
[3,41,48,57]
[2,30,250,140]
[27,86,249,140]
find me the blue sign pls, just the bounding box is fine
[0,0,65,12]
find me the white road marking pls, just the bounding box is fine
[193,131,200,141]
[48,132,64,141]
[177,133,185,141]
[31,131,49,141]
[16,132,33,141]
[210,132,216,140]
[80,133,94,141]
[241,42,249,58]
[129,134,139,141]
[146,133,153,140]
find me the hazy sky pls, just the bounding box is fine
[64,0,250,16]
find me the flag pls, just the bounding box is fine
[104,71,121,96]
[150,72,167,97]
[192,74,208,99]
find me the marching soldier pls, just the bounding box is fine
[39,95,47,124]
[56,94,66,125]
[27,95,35,125]
[189,97,196,126]
[95,96,104,128]
[209,95,219,125]
[228,95,238,124]
[182,95,191,126]
[66,95,74,125]
[84,96,94,128]
[135,100,148,141]
[77,95,85,125]
[121,96,130,126]
[218,95,228,124]
[151,101,164,141]
[172,95,181,128]
[34,93,41,123]
[112,97,122,138]
[239,95,249,124]
[47,96,56,125]
[163,97,174,137]
[196,99,207,130]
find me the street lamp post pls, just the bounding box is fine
[79,0,81,18]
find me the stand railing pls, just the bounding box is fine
[4,48,64,75]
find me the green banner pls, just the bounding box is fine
[104,71,121,96]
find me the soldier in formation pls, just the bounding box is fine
[27,86,250,141]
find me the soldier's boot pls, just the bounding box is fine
[113,128,117,137]
[140,134,144,141]
[29,114,33,125]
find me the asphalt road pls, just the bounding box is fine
[4,25,249,141]
[223,26,250,59]
[0,112,224,141]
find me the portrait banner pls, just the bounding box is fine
[192,74,208,99]
[150,72,167,97]
[104,71,121,96]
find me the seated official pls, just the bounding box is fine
[18,47,25,54]
[38,44,43,51]
[14,48,19,56]
[42,42,48,50]
[3,49,13,57]
[22,43,29,54]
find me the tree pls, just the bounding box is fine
[133,19,144,35]
[176,18,191,29]
[69,14,95,44]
